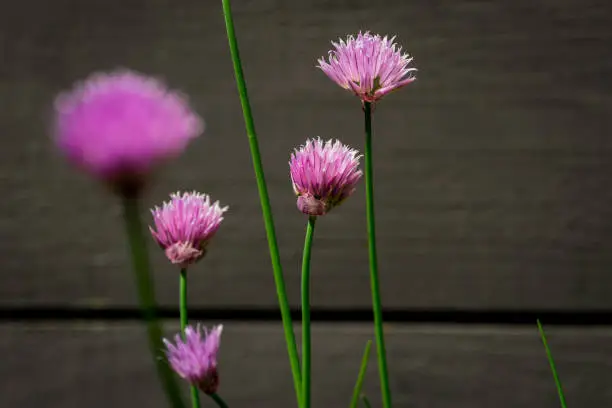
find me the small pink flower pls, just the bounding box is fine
[289,138,362,216]
[164,324,223,394]
[53,69,203,195]
[150,191,228,268]
[317,31,417,103]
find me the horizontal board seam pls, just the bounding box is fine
[0,307,611,325]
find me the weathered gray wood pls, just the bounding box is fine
[0,322,611,407]
[1,0,612,308]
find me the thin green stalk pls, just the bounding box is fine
[363,101,392,408]
[221,0,302,405]
[209,393,229,408]
[301,216,316,408]
[180,268,202,408]
[179,269,189,331]
[121,195,186,408]
[361,394,373,408]
[537,319,568,408]
[349,340,372,408]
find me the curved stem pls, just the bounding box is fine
[209,393,229,408]
[180,269,202,408]
[221,0,302,406]
[301,216,316,408]
[121,195,186,408]
[537,319,568,408]
[363,101,392,408]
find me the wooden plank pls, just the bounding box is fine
[1,0,612,308]
[0,322,611,407]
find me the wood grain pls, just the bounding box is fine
[0,0,611,308]
[0,322,611,407]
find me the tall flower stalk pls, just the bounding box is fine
[221,0,302,405]
[290,137,363,408]
[318,31,417,408]
[362,101,391,407]
[300,216,316,408]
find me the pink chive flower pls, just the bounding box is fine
[53,69,203,195]
[150,191,228,268]
[164,324,223,395]
[317,31,417,103]
[289,138,363,216]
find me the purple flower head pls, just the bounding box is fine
[317,31,417,103]
[150,191,228,268]
[53,69,203,195]
[289,138,363,216]
[163,324,223,394]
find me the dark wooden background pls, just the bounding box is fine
[1,0,612,406]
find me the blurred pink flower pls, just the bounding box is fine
[53,69,203,194]
[150,191,228,268]
[317,31,416,103]
[289,138,362,216]
[164,324,223,394]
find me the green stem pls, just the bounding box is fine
[179,269,189,330]
[209,393,230,408]
[537,319,568,408]
[221,0,302,406]
[363,101,392,408]
[349,340,372,408]
[361,394,373,408]
[180,269,202,408]
[301,216,316,408]
[120,195,186,408]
